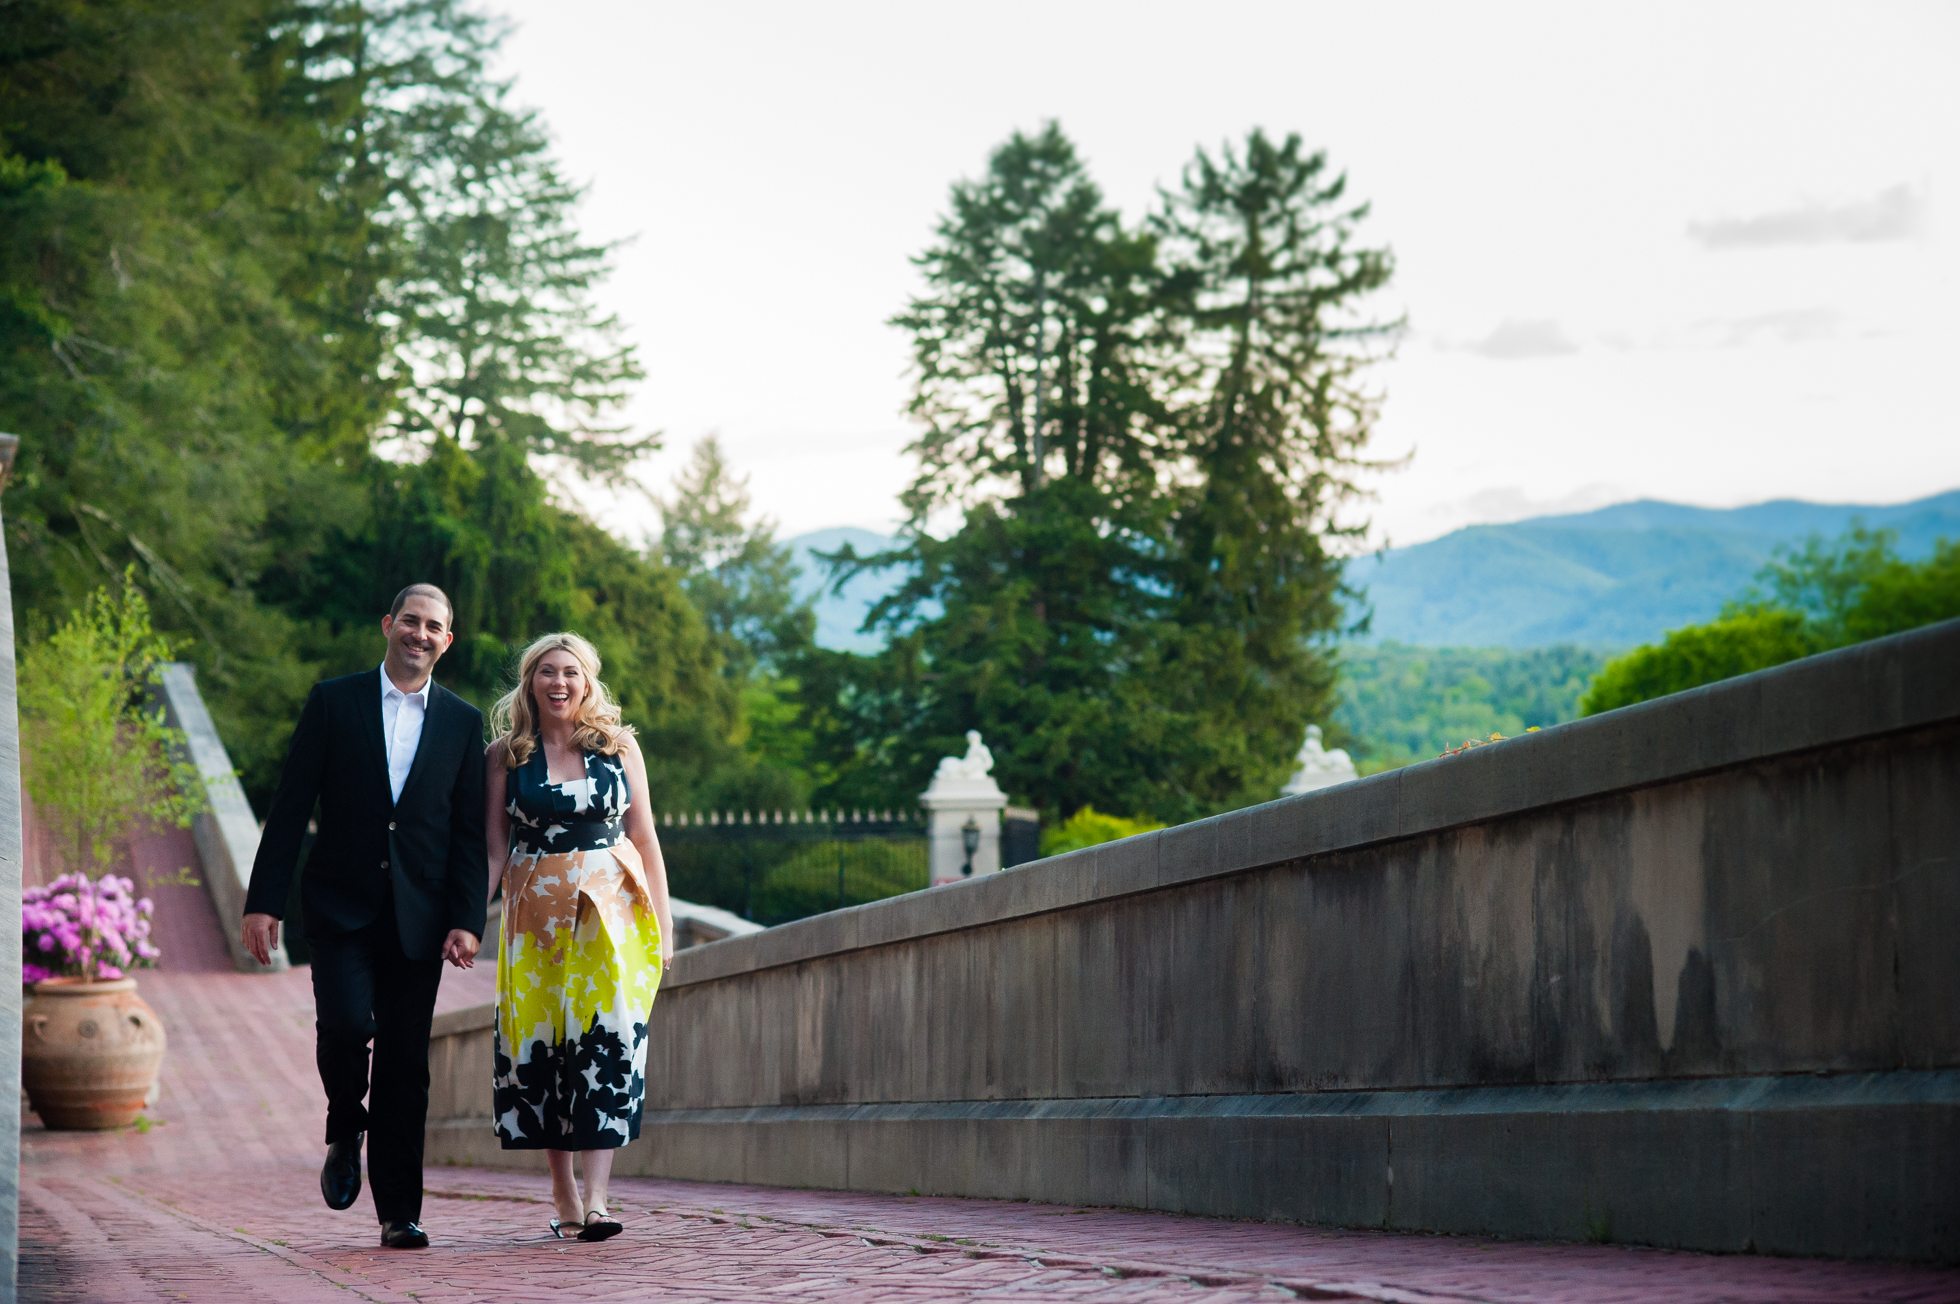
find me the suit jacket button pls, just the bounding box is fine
[381,860,389,869]
[388,822,397,830]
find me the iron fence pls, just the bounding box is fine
[654,810,929,927]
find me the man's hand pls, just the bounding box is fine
[442,929,480,969]
[242,913,281,966]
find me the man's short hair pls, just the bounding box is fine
[389,583,455,626]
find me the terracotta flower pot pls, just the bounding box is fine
[22,977,167,1130]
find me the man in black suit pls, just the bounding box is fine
[242,583,488,1250]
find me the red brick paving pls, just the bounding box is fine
[22,965,1960,1302]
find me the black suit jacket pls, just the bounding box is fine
[245,669,488,961]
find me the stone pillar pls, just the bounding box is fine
[918,731,1007,886]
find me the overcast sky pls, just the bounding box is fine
[487,1,1959,549]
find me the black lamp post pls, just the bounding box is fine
[961,816,981,876]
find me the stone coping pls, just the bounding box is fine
[159,662,287,973]
[432,1004,496,1039]
[647,619,1959,991]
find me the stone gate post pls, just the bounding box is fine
[918,731,1007,886]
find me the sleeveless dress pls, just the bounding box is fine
[492,745,663,1150]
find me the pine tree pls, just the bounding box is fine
[1151,129,1399,806]
[661,435,814,684]
[812,126,1397,823]
[378,31,651,482]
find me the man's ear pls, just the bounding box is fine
[381,613,396,639]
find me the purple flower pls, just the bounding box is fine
[20,871,163,980]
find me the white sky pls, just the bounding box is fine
[489,0,1960,549]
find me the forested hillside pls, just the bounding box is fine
[1332,643,1605,771]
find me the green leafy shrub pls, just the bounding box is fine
[1579,610,1816,715]
[1040,807,1165,858]
[1580,530,1960,715]
[19,573,206,878]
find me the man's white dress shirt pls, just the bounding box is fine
[379,664,429,804]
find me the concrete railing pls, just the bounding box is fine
[157,664,286,973]
[427,617,1960,1261]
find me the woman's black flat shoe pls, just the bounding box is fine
[578,1209,623,1242]
[549,1218,570,1239]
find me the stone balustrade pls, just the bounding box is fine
[426,617,1960,1261]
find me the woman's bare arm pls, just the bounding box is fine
[618,737,674,969]
[484,740,510,913]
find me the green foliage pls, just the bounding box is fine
[894,123,1164,510]
[379,44,653,480]
[18,575,206,876]
[1,0,736,812]
[1336,643,1606,771]
[1578,610,1815,716]
[1840,539,1960,642]
[810,124,1393,824]
[1039,807,1164,858]
[1153,129,1397,806]
[661,436,815,685]
[657,435,820,809]
[1580,527,1960,715]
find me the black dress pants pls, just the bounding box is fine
[309,904,444,1225]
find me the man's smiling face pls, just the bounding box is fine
[382,594,454,687]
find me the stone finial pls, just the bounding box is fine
[925,730,1004,800]
[1281,724,1358,795]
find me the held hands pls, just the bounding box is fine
[242,913,281,966]
[442,929,481,969]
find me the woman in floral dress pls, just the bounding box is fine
[484,632,673,1241]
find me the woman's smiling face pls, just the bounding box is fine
[531,649,587,725]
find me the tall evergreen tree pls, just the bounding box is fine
[1151,129,1399,803]
[379,53,651,480]
[813,125,1176,818]
[660,435,813,684]
[1,0,737,809]
[894,123,1164,511]
[812,125,1396,823]
[660,436,820,808]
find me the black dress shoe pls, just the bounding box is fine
[321,1134,363,1210]
[380,1219,430,1249]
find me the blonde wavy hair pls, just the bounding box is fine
[489,632,635,768]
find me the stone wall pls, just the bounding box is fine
[427,618,1960,1262]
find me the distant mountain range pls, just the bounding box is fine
[1355,491,1960,648]
[787,490,1960,654]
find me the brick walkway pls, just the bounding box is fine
[22,965,1960,1302]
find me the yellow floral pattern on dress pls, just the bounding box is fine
[493,748,661,1150]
